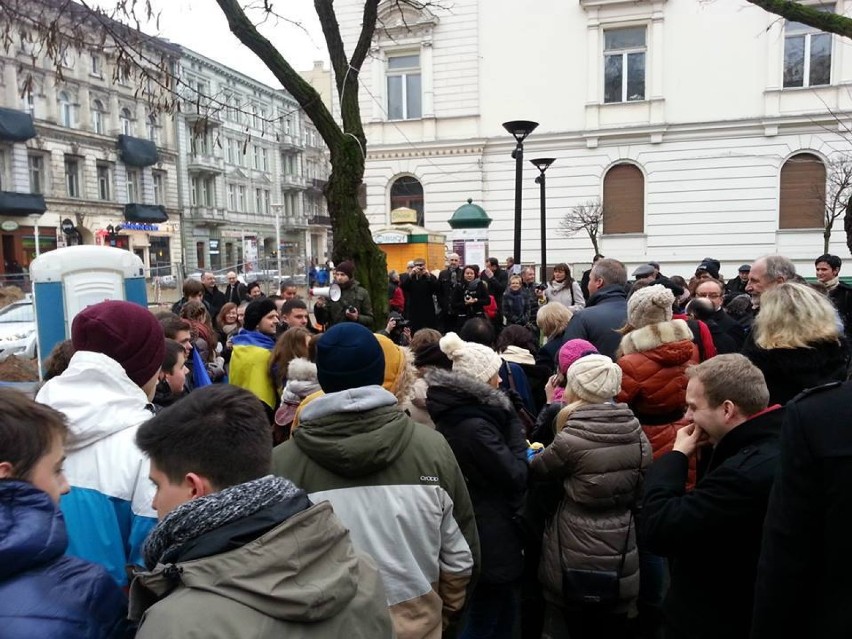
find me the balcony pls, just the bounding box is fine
[184,110,222,129]
[282,214,309,230]
[281,174,307,190]
[308,215,332,227]
[307,177,328,193]
[188,206,227,226]
[186,153,224,174]
[279,133,304,151]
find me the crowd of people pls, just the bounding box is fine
[2,251,852,638]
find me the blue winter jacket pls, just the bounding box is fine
[0,480,128,638]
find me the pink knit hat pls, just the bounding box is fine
[557,339,599,374]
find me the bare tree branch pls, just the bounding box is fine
[744,0,852,39]
[558,200,603,255]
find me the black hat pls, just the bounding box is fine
[244,299,277,331]
[738,264,751,273]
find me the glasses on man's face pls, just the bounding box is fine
[695,292,722,299]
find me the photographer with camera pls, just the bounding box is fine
[400,258,440,332]
[451,265,491,329]
[377,311,412,346]
[313,261,374,329]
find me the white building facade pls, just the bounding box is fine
[175,48,331,274]
[336,0,852,278]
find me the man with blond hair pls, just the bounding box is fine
[641,354,782,639]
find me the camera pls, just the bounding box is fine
[394,318,410,328]
[464,292,476,303]
[535,283,547,292]
[347,305,357,314]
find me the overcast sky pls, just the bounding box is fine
[92,0,329,87]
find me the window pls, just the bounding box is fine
[58,91,74,127]
[96,162,112,200]
[779,153,825,228]
[387,53,422,120]
[120,107,133,136]
[91,99,105,134]
[603,27,646,103]
[227,183,236,209]
[153,171,165,205]
[255,188,263,213]
[253,144,261,170]
[390,176,424,226]
[237,185,246,211]
[126,168,140,203]
[261,147,269,171]
[28,154,44,194]
[190,131,210,155]
[602,163,644,234]
[0,149,7,190]
[196,242,206,269]
[784,9,833,88]
[21,89,34,117]
[65,156,81,198]
[225,138,234,164]
[90,52,101,77]
[146,114,159,144]
[192,176,214,207]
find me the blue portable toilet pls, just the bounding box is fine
[30,245,147,377]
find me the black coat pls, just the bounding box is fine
[556,284,628,361]
[426,370,528,584]
[641,407,783,639]
[204,286,227,318]
[741,336,849,405]
[223,282,248,305]
[751,381,852,638]
[400,271,439,332]
[438,267,464,315]
[451,278,490,320]
[829,281,852,341]
[711,308,745,351]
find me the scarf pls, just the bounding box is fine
[825,276,840,291]
[143,475,303,570]
[504,289,527,321]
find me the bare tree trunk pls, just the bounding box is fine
[588,232,600,256]
[845,199,852,257]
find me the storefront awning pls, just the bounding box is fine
[118,134,159,167]
[0,191,46,216]
[124,203,168,224]
[0,107,36,142]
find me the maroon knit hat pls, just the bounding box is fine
[335,260,355,278]
[71,300,165,388]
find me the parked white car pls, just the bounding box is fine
[0,299,36,361]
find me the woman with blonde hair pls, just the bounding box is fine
[531,354,651,637]
[743,281,848,405]
[536,302,574,372]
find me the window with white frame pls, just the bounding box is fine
[59,91,74,127]
[65,156,81,198]
[21,89,34,117]
[153,170,165,205]
[91,99,105,134]
[255,188,263,213]
[603,27,646,104]
[120,107,133,136]
[146,114,159,144]
[387,53,422,120]
[96,162,112,200]
[126,168,140,203]
[27,153,44,194]
[227,183,236,209]
[253,144,261,170]
[783,8,833,88]
[261,147,269,172]
[237,185,246,211]
[90,52,101,77]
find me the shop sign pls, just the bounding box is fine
[373,231,408,244]
[0,220,19,232]
[123,222,159,231]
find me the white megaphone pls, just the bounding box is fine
[310,283,341,301]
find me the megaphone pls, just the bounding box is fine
[310,283,341,301]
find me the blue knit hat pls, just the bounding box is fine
[315,323,385,393]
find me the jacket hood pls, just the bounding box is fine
[560,402,644,444]
[132,501,361,623]
[500,345,536,365]
[35,351,152,452]
[293,386,416,477]
[587,283,627,307]
[0,481,66,580]
[231,330,276,349]
[425,369,513,423]
[619,319,693,356]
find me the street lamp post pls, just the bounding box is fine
[502,120,538,266]
[530,158,555,283]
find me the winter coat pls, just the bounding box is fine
[388,281,405,314]
[426,370,528,585]
[401,271,440,331]
[229,330,277,409]
[35,351,158,586]
[828,281,852,341]
[741,336,849,405]
[642,407,782,639]
[451,278,490,320]
[752,381,852,639]
[273,358,321,444]
[530,403,652,612]
[204,286,227,318]
[616,320,699,465]
[544,279,585,313]
[130,500,393,639]
[0,481,128,638]
[272,386,479,639]
[438,267,464,316]
[502,288,531,326]
[559,284,628,361]
[313,279,374,328]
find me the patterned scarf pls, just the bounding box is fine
[143,475,303,570]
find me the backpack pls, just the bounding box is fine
[484,295,498,319]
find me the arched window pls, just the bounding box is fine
[779,152,825,229]
[91,99,105,134]
[390,175,424,225]
[602,163,644,234]
[58,91,73,128]
[146,113,158,143]
[120,107,133,136]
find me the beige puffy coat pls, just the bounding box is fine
[530,402,652,611]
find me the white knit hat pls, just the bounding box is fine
[440,332,502,384]
[566,354,623,403]
[628,284,674,328]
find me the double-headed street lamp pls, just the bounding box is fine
[502,120,538,267]
[530,158,555,283]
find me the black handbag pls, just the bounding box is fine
[553,438,643,608]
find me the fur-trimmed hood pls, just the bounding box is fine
[280,358,320,406]
[425,368,514,430]
[619,318,693,356]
